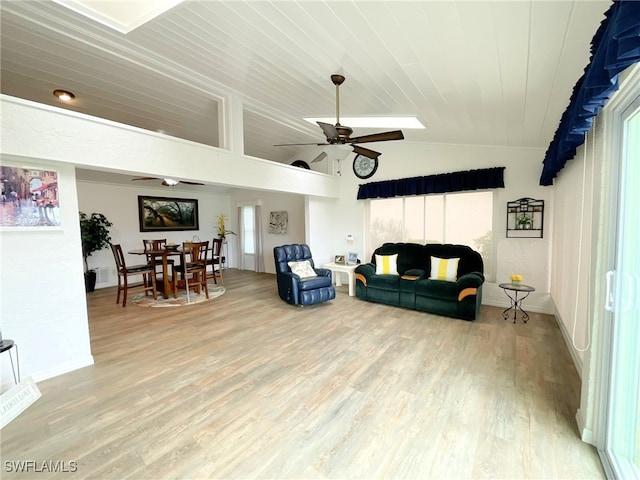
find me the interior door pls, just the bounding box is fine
[602,95,640,479]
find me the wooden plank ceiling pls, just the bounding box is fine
[1,0,610,169]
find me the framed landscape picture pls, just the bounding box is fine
[138,195,199,232]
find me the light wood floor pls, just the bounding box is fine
[2,269,604,479]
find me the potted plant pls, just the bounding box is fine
[516,213,533,229]
[216,214,236,241]
[80,211,113,292]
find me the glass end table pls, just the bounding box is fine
[498,283,535,323]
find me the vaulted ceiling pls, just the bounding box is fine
[1,0,610,168]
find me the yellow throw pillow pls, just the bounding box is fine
[375,254,399,275]
[429,257,460,282]
[288,260,317,278]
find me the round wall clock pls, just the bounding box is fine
[352,154,378,179]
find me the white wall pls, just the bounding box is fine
[324,141,555,314]
[230,188,306,274]
[2,95,340,199]
[307,195,340,267]
[77,180,234,287]
[549,140,597,371]
[0,160,93,389]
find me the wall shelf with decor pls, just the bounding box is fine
[506,198,544,238]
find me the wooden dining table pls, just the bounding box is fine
[128,248,182,299]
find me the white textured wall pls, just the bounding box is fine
[551,149,594,368]
[550,100,608,370]
[230,188,306,274]
[307,195,340,267]
[77,181,233,287]
[328,141,555,314]
[0,161,93,388]
[1,95,340,199]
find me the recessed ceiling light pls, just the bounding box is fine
[304,116,425,129]
[53,89,75,102]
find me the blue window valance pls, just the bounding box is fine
[357,167,505,200]
[540,0,640,186]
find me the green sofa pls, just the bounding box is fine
[354,243,485,320]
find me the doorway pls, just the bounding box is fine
[238,202,265,273]
[600,92,640,479]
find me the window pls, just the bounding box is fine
[369,191,494,278]
[242,205,255,255]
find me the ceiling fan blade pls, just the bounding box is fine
[274,142,328,146]
[350,130,405,144]
[317,121,339,142]
[131,177,160,181]
[311,151,328,163]
[352,145,381,159]
[179,181,205,186]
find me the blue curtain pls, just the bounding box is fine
[357,167,505,200]
[540,0,640,186]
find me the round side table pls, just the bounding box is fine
[499,283,535,323]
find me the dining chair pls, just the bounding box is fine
[143,238,167,250]
[111,244,157,307]
[207,237,225,285]
[143,238,175,275]
[173,241,209,302]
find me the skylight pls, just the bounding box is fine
[51,0,185,34]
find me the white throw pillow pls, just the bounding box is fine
[375,254,399,275]
[288,260,317,278]
[429,257,460,282]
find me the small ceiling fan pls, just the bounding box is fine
[131,177,204,187]
[275,74,405,161]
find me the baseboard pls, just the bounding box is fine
[551,301,584,379]
[576,408,595,445]
[30,355,95,383]
[481,298,555,315]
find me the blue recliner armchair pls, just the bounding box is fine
[274,244,335,306]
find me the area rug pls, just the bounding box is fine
[132,284,226,307]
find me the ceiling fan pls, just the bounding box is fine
[275,74,405,162]
[131,177,204,187]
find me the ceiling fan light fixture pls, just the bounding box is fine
[304,116,424,129]
[53,89,75,102]
[323,144,353,162]
[163,178,178,186]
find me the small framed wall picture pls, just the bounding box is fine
[0,163,62,229]
[268,210,288,234]
[347,252,358,265]
[334,254,345,265]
